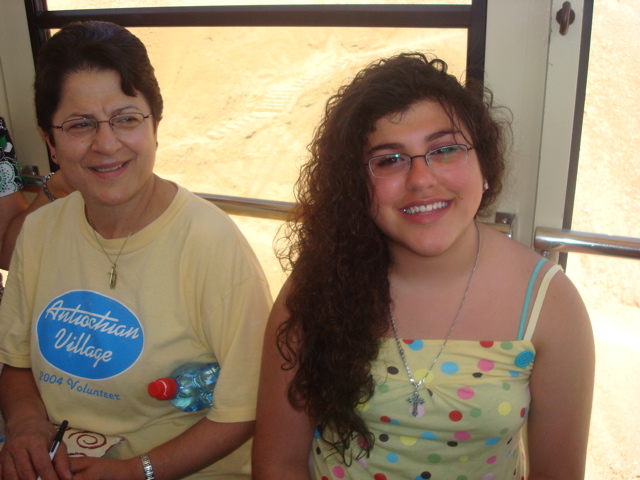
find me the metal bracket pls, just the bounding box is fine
[19,165,44,188]
[494,212,516,238]
[20,165,39,176]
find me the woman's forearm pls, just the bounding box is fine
[0,365,48,424]
[69,417,254,480]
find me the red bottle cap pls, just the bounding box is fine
[148,378,179,400]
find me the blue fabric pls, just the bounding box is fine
[517,258,547,340]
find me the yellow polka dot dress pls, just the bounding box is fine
[310,261,561,480]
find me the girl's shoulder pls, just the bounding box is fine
[478,223,551,287]
[480,224,579,299]
[479,225,590,345]
[463,224,585,340]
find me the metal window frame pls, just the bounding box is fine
[25,1,487,78]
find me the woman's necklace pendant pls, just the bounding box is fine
[108,265,118,289]
[407,389,424,417]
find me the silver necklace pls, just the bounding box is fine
[389,222,481,417]
[87,206,147,290]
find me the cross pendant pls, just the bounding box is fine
[109,265,118,289]
[407,390,424,417]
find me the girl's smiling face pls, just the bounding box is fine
[365,100,484,261]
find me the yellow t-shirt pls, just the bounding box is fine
[0,185,272,479]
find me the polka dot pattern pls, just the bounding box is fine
[310,339,533,480]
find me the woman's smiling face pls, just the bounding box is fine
[45,69,158,210]
[365,100,484,260]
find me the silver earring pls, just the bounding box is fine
[51,154,57,160]
[483,181,489,191]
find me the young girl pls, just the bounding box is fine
[253,53,594,479]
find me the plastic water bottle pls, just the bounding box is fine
[148,362,220,412]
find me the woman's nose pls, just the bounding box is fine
[90,121,122,153]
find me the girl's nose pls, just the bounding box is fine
[406,155,437,190]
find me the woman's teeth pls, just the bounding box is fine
[94,163,125,173]
[403,201,449,214]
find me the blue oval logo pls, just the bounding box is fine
[37,290,144,380]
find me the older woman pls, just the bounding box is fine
[0,21,271,480]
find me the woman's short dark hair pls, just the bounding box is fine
[34,21,163,143]
[278,52,510,460]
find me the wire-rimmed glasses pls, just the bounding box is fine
[366,144,473,178]
[51,113,153,138]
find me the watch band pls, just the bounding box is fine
[140,452,155,480]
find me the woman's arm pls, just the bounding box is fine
[0,191,29,270]
[1,171,74,270]
[0,365,255,480]
[69,418,254,480]
[0,365,73,480]
[527,270,595,479]
[252,285,316,480]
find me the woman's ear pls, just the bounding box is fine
[42,130,59,165]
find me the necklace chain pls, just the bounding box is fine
[87,204,148,290]
[389,222,481,417]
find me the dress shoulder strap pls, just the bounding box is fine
[517,258,563,341]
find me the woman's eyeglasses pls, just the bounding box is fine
[51,113,153,138]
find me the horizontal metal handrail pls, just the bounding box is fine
[197,193,295,221]
[20,174,514,234]
[24,174,640,259]
[197,193,513,235]
[534,227,640,260]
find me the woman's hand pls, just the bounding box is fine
[0,416,72,480]
[0,367,72,480]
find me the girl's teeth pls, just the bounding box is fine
[403,201,449,214]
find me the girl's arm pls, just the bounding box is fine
[253,284,315,480]
[527,270,595,479]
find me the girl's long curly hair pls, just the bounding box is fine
[276,52,508,460]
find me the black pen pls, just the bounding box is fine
[48,420,68,460]
[36,421,69,480]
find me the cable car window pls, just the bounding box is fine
[27,1,479,295]
[145,26,466,292]
[135,26,467,202]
